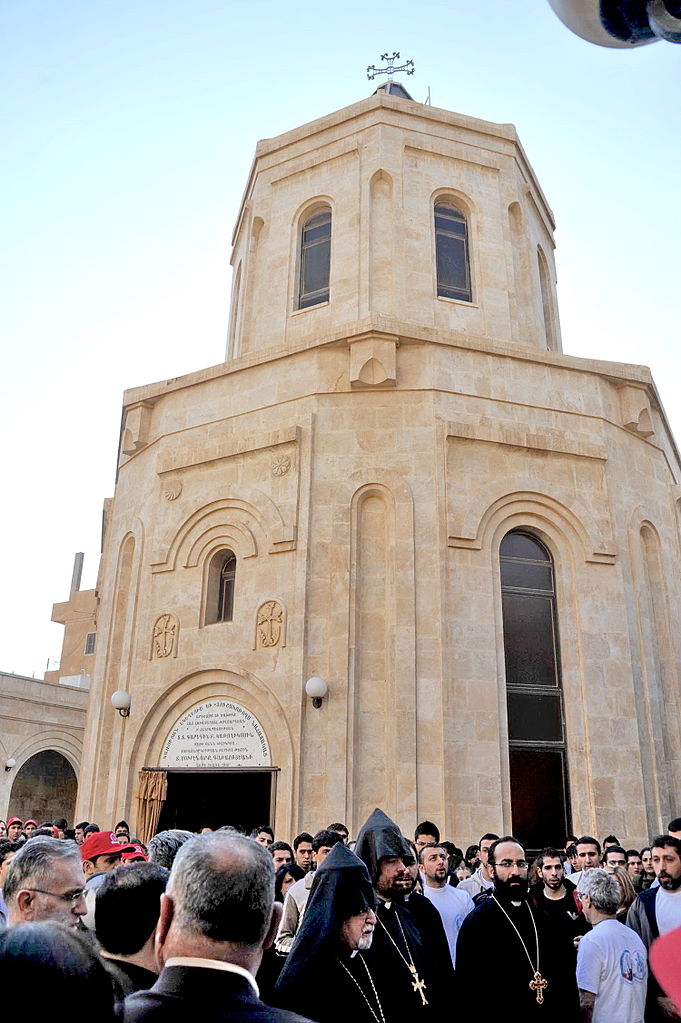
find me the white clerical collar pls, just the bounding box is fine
[164,957,259,997]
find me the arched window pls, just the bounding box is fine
[298,207,331,309]
[537,246,557,350]
[205,549,237,624]
[434,201,471,302]
[500,531,570,850]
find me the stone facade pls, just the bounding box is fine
[74,89,681,847]
[0,671,87,823]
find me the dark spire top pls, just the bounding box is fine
[367,52,415,101]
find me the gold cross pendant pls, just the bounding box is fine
[529,971,548,1004]
[409,965,428,1006]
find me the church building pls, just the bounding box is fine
[71,82,681,848]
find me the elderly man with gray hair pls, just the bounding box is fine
[576,868,647,1022]
[122,831,312,1023]
[3,836,86,927]
[147,829,194,870]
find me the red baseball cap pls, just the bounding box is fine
[121,843,148,862]
[24,819,37,828]
[7,817,22,828]
[80,830,136,861]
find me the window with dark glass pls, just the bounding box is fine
[205,549,237,625]
[500,530,570,850]
[84,632,96,655]
[217,552,236,622]
[435,201,471,302]
[298,208,331,309]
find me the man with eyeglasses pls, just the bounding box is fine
[456,836,580,1019]
[3,836,86,927]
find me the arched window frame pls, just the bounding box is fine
[499,529,571,849]
[227,261,242,360]
[295,202,332,311]
[537,245,558,351]
[433,194,473,304]
[204,548,237,625]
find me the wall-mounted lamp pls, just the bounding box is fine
[4,757,16,772]
[305,676,329,709]
[111,690,131,718]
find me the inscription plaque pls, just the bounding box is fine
[160,699,271,768]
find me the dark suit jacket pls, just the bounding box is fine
[122,964,314,1023]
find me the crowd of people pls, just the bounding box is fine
[0,809,680,1021]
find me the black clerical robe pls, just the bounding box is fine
[455,895,579,1021]
[274,949,390,1023]
[274,843,381,1022]
[360,896,456,1021]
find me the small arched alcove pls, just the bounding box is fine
[9,751,78,824]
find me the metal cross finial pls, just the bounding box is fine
[367,52,415,81]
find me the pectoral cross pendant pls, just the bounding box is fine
[409,965,428,1006]
[529,971,548,1004]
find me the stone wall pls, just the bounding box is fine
[0,672,87,823]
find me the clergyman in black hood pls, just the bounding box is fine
[353,808,456,1020]
[273,843,379,1022]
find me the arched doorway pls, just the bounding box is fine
[9,751,78,825]
[154,698,277,833]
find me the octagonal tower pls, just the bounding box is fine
[75,88,681,849]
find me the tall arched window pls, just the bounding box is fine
[298,207,331,309]
[500,530,570,850]
[205,549,237,624]
[537,246,557,350]
[434,201,471,302]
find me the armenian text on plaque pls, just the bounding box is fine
[160,699,271,768]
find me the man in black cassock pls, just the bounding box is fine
[273,842,380,1022]
[455,835,580,1021]
[353,808,455,1021]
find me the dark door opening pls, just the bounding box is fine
[157,769,275,833]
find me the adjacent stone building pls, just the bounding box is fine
[71,84,681,847]
[0,671,87,824]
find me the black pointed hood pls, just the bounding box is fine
[354,807,414,884]
[274,843,376,1008]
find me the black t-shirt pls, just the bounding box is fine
[530,881,590,947]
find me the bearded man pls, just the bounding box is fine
[353,808,454,1021]
[456,836,580,1020]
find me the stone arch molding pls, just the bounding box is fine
[292,194,335,229]
[370,169,393,195]
[125,667,295,800]
[627,506,662,540]
[151,491,294,573]
[449,487,615,564]
[431,186,477,220]
[333,467,414,517]
[7,731,82,777]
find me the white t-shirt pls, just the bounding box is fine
[421,882,474,967]
[571,869,595,893]
[576,918,647,1023]
[655,886,681,935]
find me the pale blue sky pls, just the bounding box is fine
[1,1,679,677]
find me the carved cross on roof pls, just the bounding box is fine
[367,52,415,81]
